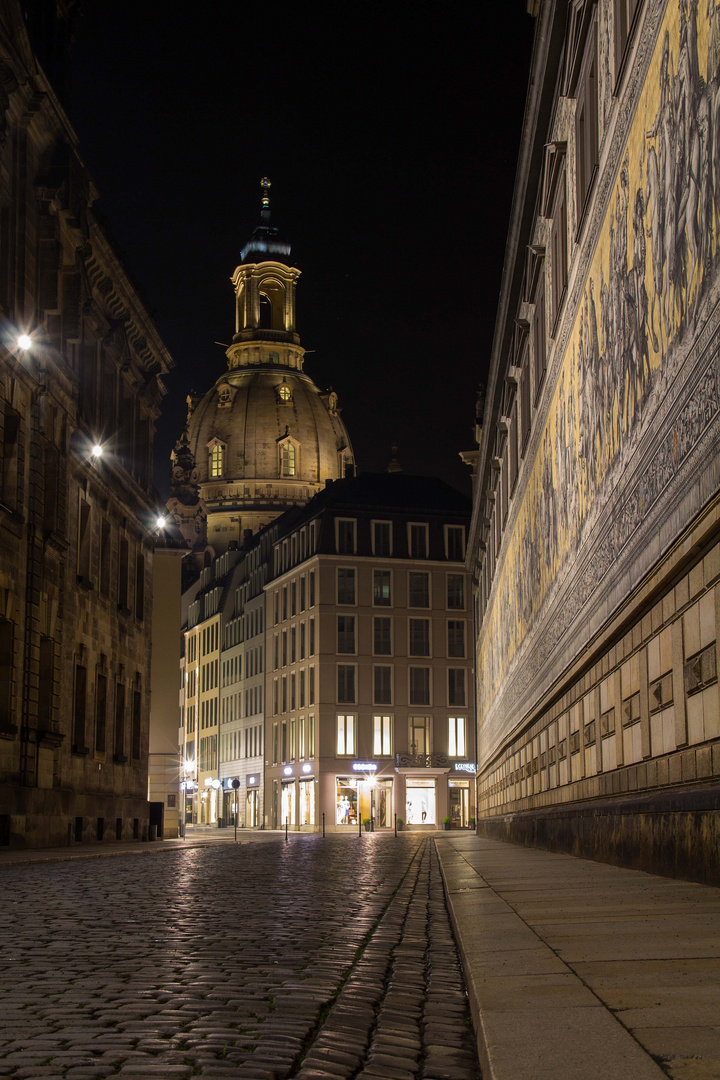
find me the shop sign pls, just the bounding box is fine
[248,775,258,786]
[180,780,197,791]
[352,762,378,772]
[453,762,477,774]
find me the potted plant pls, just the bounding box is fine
[442,816,451,830]
[363,818,372,832]
[396,818,404,831]
[469,817,476,829]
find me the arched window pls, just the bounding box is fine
[281,442,296,476]
[208,439,225,478]
[278,435,299,478]
[277,383,292,404]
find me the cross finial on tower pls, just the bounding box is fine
[260,177,271,221]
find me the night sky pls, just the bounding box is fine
[69,5,535,502]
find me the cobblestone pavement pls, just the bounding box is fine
[0,835,480,1080]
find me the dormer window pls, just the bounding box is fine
[277,383,293,404]
[207,438,225,478]
[278,433,299,477]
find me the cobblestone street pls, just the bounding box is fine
[0,835,480,1080]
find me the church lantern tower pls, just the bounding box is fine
[168,179,355,555]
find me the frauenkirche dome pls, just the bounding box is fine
[167,179,355,555]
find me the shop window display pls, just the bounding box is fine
[405,778,436,825]
[336,779,358,825]
[299,779,315,825]
[281,780,296,826]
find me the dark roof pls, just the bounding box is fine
[288,473,471,526]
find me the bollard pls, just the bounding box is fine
[322,812,325,838]
[285,817,288,841]
[370,814,374,833]
[394,812,397,837]
[358,812,362,837]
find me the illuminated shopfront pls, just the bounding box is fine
[281,778,296,826]
[298,779,315,825]
[448,779,470,827]
[405,777,436,825]
[336,766,394,829]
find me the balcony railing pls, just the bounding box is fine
[395,752,450,769]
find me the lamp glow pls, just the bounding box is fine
[156,515,167,529]
[91,444,103,458]
[17,334,32,350]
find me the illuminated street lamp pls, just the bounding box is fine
[17,334,32,350]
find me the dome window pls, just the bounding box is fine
[278,432,300,478]
[207,438,226,479]
[277,383,293,404]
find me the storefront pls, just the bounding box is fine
[335,763,394,829]
[448,779,470,827]
[404,777,436,826]
[246,774,260,827]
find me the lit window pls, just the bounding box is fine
[280,442,296,477]
[337,713,356,755]
[449,716,466,757]
[373,714,392,756]
[277,383,292,403]
[209,443,224,478]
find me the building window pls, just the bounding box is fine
[448,716,466,757]
[532,270,547,400]
[409,667,430,706]
[208,441,224,478]
[448,668,466,707]
[373,714,392,756]
[373,616,392,656]
[408,571,430,608]
[447,620,465,658]
[409,715,431,755]
[336,519,356,554]
[575,21,598,223]
[279,438,298,477]
[373,521,392,556]
[337,713,356,755]
[277,383,293,403]
[447,574,464,610]
[445,526,465,561]
[73,663,87,751]
[118,537,129,611]
[77,499,92,583]
[0,620,14,731]
[337,615,356,654]
[550,164,568,328]
[373,570,391,606]
[520,341,531,454]
[95,671,107,753]
[409,523,428,558]
[1,404,21,510]
[337,567,356,604]
[135,552,145,622]
[614,0,640,83]
[373,666,393,705]
[409,618,430,657]
[337,664,356,703]
[114,682,126,761]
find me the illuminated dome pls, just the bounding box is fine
[168,179,355,554]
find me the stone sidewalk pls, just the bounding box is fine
[435,835,720,1080]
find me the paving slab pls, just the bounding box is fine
[435,834,720,1080]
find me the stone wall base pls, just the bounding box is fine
[476,784,720,885]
